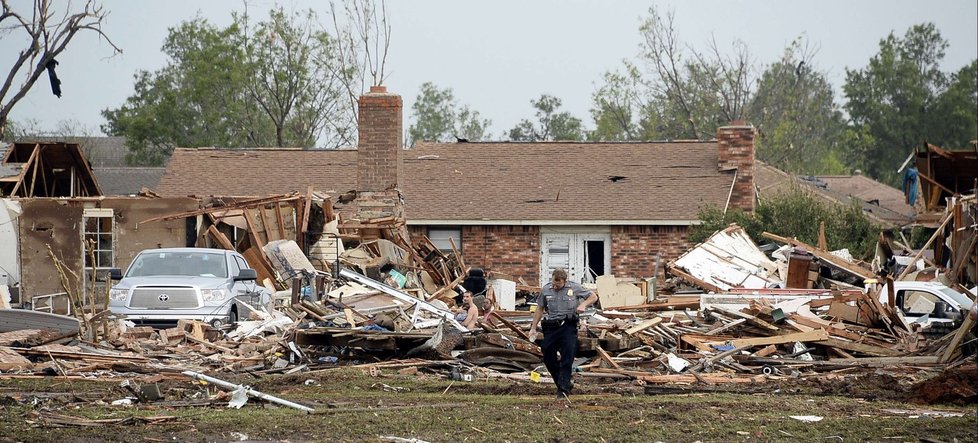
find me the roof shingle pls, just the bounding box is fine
[156,142,736,223]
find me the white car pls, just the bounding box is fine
[108,248,272,328]
[880,280,975,334]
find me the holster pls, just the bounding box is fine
[541,313,578,329]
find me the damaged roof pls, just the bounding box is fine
[156,141,737,224]
[1,141,101,197]
[754,161,915,227]
[93,167,166,196]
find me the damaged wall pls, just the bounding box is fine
[408,225,542,284]
[19,199,84,302]
[17,197,199,304]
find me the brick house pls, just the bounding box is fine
[156,87,756,286]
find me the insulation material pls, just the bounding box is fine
[263,240,316,280]
[596,275,645,309]
[309,219,344,264]
[672,225,779,291]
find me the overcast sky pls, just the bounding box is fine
[3,0,976,144]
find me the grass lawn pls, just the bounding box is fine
[1,368,975,442]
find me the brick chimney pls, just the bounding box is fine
[357,85,403,191]
[355,85,406,225]
[717,122,756,212]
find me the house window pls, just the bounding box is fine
[83,208,114,269]
[428,228,461,253]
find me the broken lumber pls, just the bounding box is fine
[726,329,829,348]
[624,317,662,336]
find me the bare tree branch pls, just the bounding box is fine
[0,0,121,138]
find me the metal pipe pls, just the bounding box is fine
[182,370,314,413]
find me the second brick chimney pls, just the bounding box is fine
[717,122,756,213]
[354,85,406,227]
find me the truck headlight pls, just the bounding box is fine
[201,289,227,301]
[109,288,128,301]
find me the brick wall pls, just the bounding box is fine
[410,224,692,284]
[357,85,402,192]
[462,226,540,282]
[410,225,541,283]
[717,124,756,213]
[611,225,690,278]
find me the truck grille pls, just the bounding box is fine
[129,286,200,309]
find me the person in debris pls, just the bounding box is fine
[528,268,598,399]
[453,291,480,329]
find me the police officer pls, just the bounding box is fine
[528,268,598,399]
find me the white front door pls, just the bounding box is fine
[540,232,611,286]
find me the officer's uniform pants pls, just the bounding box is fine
[542,319,578,395]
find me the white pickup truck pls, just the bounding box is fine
[879,281,976,335]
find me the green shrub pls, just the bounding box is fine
[690,189,880,260]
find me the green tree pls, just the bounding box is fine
[691,189,879,260]
[588,65,661,141]
[103,5,375,166]
[407,82,491,145]
[931,59,978,147]
[102,18,256,166]
[507,95,584,141]
[843,23,976,185]
[749,39,847,174]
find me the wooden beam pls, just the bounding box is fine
[28,151,41,197]
[624,317,662,336]
[299,186,314,250]
[667,266,723,293]
[448,237,466,272]
[138,193,301,224]
[595,346,622,369]
[917,170,956,196]
[242,209,266,250]
[205,225,235,250]
[258,205,275,242]
[704,318,746,336]
[488,311,531,341]
[274,203,287,240]
[725,329,829,348]
[815,338,900,357]
[762,232,875,280]
[8,143,40,197]
[711,307,780,332]
[788,314,866,342]
[897,209,954,281]
[940,314,975,363]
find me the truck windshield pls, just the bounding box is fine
[939,287,973,309]
[127,251,228,278]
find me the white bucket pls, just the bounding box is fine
[491,278,517,311]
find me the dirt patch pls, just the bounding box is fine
[769,372,916,402]
[909,362,978,405]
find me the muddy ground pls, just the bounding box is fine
[1,362,976,443]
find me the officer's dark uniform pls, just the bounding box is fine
[538,280,592,397]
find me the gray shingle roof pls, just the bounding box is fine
[157,142,737,223]
[93,167,166,196]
